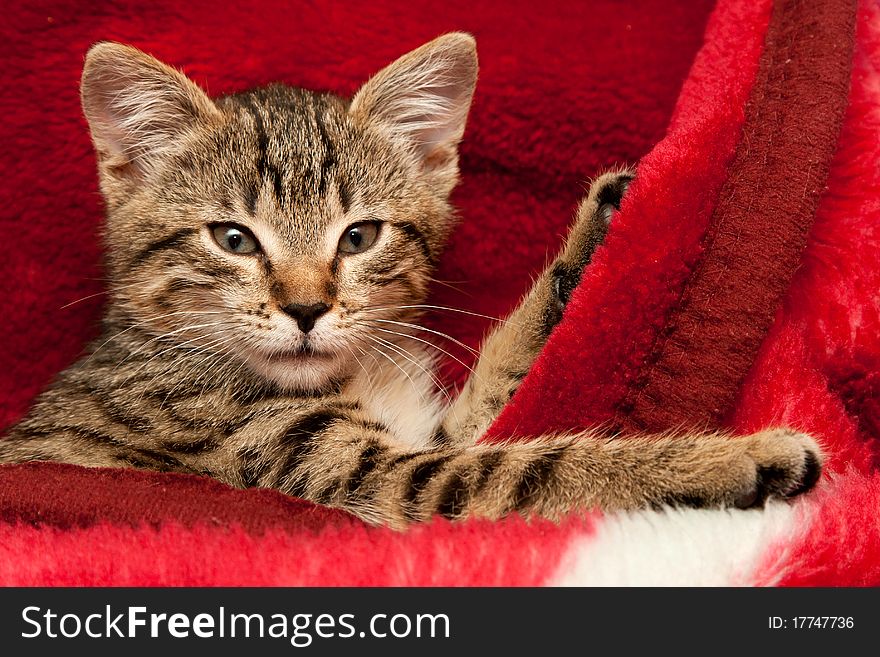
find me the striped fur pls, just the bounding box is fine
[0,36,822,528]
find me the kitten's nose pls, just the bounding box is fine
[281,302,331,333]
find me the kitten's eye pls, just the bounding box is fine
[338,221,380,255]
[211,224,260,254]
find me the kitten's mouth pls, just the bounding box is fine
[268,345,333,363]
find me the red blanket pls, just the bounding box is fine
[2,0,878,586]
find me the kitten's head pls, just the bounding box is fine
[80,34,477,391]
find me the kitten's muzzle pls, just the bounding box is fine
[281,302,331,333]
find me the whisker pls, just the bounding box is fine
[428,277,473,297]
[349,336,386,387]
[366,318,479,357]
[187,337,244,409]
[343,342,376,391]
[154,334,241,408]
[362,333,463,435]
[132,331,241,407]
[138,329,237,374]
[360,336,428,407]
[86,310,226,363]
[121,325,240,384]
[368,325,483,383]
[59,281,146,310]
[112,319,237,372]
[362,304,521,328]
[210,334,266,409]
[364,333,453,408]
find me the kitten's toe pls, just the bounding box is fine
[783,448,822,498]
[736,430,824,509]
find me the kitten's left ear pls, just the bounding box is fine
[350,33,478,192]
[80,42,221,185]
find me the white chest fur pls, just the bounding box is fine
[343,344,445,451]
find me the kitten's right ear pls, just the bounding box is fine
[350,33,478,194]
[80,42,220,183]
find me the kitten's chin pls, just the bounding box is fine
[243,350,351,393]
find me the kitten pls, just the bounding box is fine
[0,34,821,528]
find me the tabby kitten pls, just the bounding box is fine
[0,34,821,527]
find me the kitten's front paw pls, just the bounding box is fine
[590,168,635,225]
[659,429,823,511]
[551,168,635,310]
[733,429,823,508]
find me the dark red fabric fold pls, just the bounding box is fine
[619,0,857,433]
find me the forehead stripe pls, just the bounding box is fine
[241,96,285,211]
[313,104,337,197]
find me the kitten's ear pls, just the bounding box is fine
[350,33,477,191]
[80,42,220,182]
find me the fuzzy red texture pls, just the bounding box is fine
[618,0,855,432]
[0,471,600,588]
[0,513,594,587]
[0,462,350,533]
[735,0,880,585]
[0,462,595,585]
[754,473,880,587]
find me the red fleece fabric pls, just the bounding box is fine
[739,0,880,585]
[2,0,879,586]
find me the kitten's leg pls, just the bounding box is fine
[243,409,821,528]
[442,169,634,443]
[0,424,208,474]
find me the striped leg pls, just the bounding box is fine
[238,409,821,528]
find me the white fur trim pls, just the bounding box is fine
[551,501,812,586]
